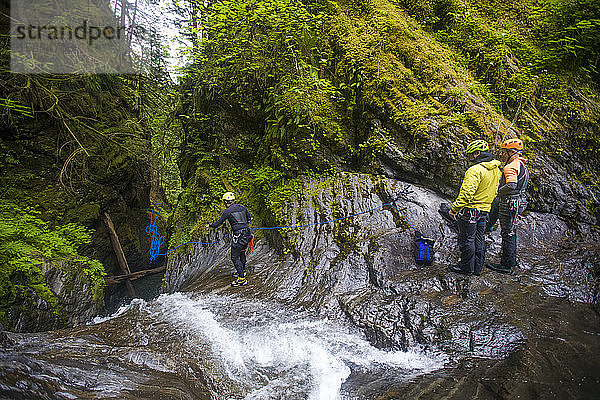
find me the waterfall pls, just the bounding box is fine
[149,292,446,399]
[1,292,445,400]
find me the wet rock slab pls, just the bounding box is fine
[0,303,215,400]
[164,173,600,398]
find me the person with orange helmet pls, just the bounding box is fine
[486,138,530,274]
[206,192,253,286]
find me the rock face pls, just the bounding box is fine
[42,262,104,328]
[4,261,104,333]
[2,172,597,399]
[0,323,12,347]
[375,132,599,227]
[164,173,599,367]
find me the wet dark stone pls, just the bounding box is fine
[4,174,597,399]
[375,128,599,227]
[378,296,600,399]
[163,173,600,397]
[0,311,215,400]
[0,323,12,347]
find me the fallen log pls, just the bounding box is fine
[103,212,137,298]
[105,265,166,286]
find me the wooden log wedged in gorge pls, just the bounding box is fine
[102,212,138,298]
[104,265,166,286]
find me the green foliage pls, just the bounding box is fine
[329,0,487,146]
[410,0,598,107]
[0,68,158,278]
[182,0,351,171]
[196,0,327,104]
[180,0,505,178]
[396,0,600,161]
[0,97,34,119]
[400,0,459,28]
[247,166,303,223]
[0,199,105,326]
[149,86,184,207]
[358,135,387,162]
[170,0,600,250]
[529,0,600,77]
[263,75,344,169]
[169,163,303,251]
[0,6,168,329]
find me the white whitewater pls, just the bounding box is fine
[144,292,446,400]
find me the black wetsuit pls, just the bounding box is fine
[488,157,529,269]
[210,203,253,277]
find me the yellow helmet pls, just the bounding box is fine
[222,192,235,202]
[465,140,489,154]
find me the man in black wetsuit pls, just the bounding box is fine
[206,192,253,286]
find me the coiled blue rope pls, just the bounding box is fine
[145,203,230,261]
[146,199,416,261]
[145,203,165,261]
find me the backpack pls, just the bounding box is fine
[413,230,435,266]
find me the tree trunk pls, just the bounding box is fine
[102,212,138,298]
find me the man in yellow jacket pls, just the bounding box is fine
[448,140,502,275]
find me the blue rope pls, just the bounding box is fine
[388,203,417,231]
[251,202,416,232]
[145,199,416,261]
[145,203,230,261]
[145,203,165,261]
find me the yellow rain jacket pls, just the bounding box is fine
[452,156,502,213]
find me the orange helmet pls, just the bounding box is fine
[501,138,524,151]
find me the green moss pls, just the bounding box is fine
[0,199,105,330]
[168,165,305,255]
[31,283,59,311]
[169,0,600,254]
[331,218,360,268]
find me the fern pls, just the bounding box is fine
[0,199,105,327]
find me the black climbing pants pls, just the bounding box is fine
[488,196,526,268]
[231,228,251,277]
[456,208,488,274]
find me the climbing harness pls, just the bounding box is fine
[458,207,481,224]
[232,228,252,247]
[438,202,458,234]
[146,191,433,265]
[504,195,522,236]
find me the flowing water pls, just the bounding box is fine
[1,292,446,399]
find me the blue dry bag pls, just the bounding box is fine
[413,230,435,266]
